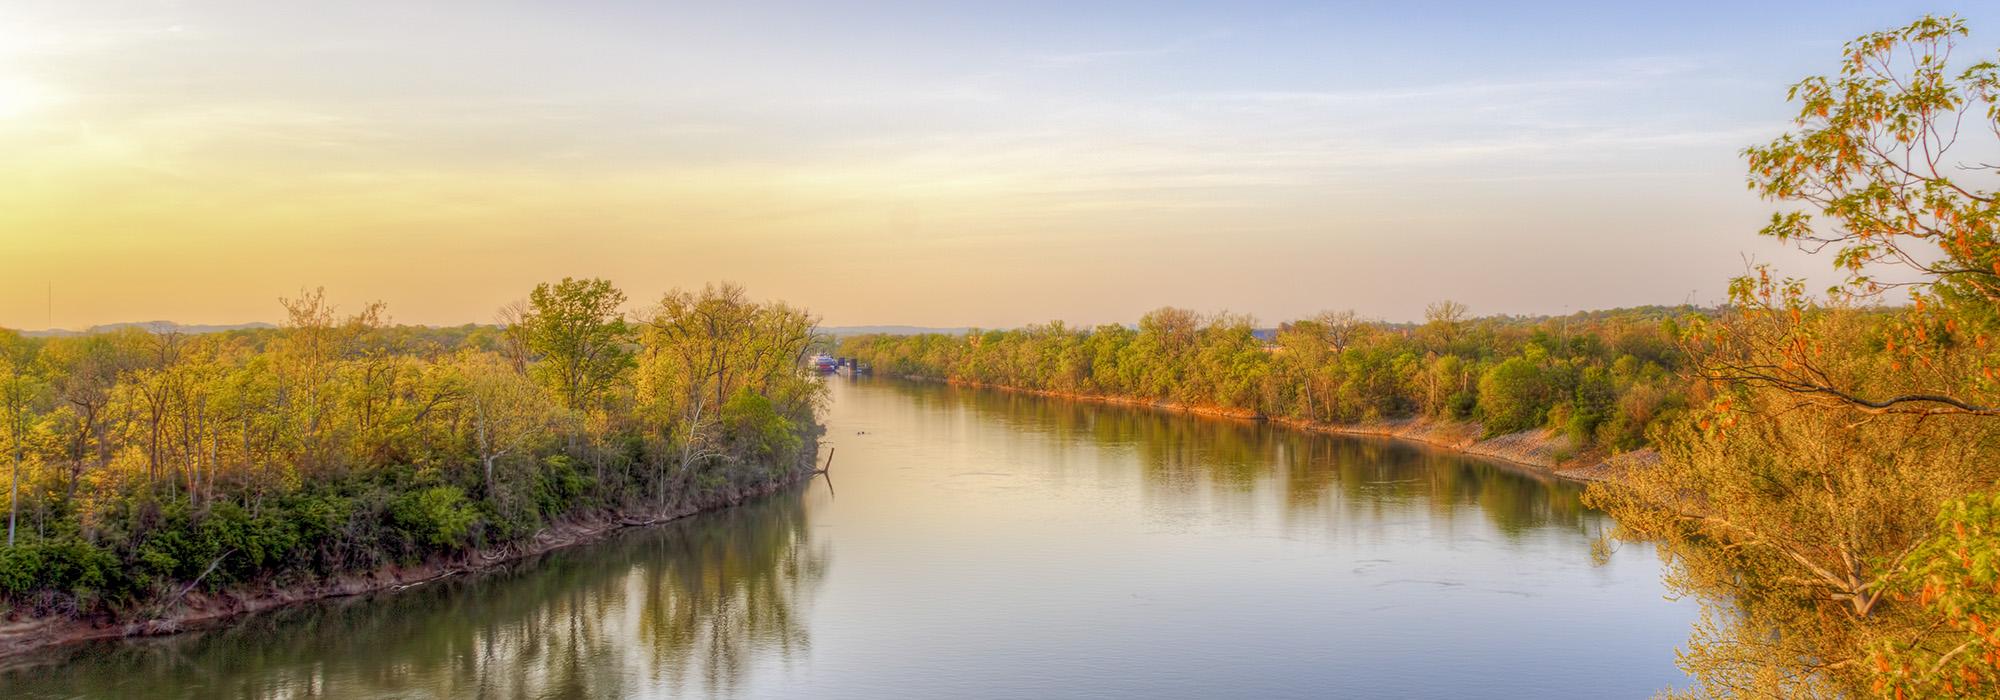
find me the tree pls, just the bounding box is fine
[1873,492,2000,697]
[1477,355,1547,434]
[272,288,385,473]
[1133,307,1202,399]
[521,278,633,412]
[457,352,550,499]
[0,284,821,617]
[1417,353,1468,419]
[1593,349,2000,696]
[1422,300,1470,349]
[36,330,141,499]
[1313,309,1370,354]
[0,344,44,547]
[494,299,534,375]
[637,284,819,502]
[718,388,802,479]
[1737,14,1999,418]
[1592,15,2000,697]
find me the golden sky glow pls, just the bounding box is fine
[2,2,1987,330]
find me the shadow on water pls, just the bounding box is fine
[2,486,825,700]
[888,379,1598,539]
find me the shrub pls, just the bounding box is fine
[0,537,117,598]
[721,389,801,473]
[535,455,592,518]
[391,486,480,550]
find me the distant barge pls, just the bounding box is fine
[812,354,871,375]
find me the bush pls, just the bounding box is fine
[722,388,801,473]
[534,455,593,518]
[0,537,117,598]
[1446,389,1478,420]
[1565,408,1603,449]
[1598,382,1677,451]
[391,486,480,550]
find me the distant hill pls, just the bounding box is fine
[17,321,277,338]
[821,325,972,338]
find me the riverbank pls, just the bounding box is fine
[904,375,1645,482]
[0,451,823,664]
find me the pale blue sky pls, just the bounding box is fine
[1,1,1994,327]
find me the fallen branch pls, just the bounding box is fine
[392,568,462,591]
[159,548,235,616]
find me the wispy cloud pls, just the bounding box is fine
[0,1,1840,328]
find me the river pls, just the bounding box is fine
[3,377,1696,699]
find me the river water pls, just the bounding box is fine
[4,378,1696,699]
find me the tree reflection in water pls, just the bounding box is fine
[5,379,1637,699]
[2,487,825,700]
[896,380,1598,540]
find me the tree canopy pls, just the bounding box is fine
[0,280,824,618]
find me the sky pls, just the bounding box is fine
[1,1,1995,330]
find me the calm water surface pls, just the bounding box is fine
[4,378,1695,698]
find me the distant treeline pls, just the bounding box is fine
[840,304,1698,456]
[0,280,823,615]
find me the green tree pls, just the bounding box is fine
[0,342,45,547]
[1477,355,1547,435]
[0,283,820,617]
[37,330,143,500]
[521,278,633,411]
[456,351,552,499]
[637,284,820,503]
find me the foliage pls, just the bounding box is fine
[391,486,479,549]
[522,278,633,411]
[1589,14,2000,698]
[1735,13,2000,419]
[1589,376,2000,697]
[1476,355,1549,436]
[635,283,823,498]
[720,388,803,473]
[1870,491,2000,698]
[0,280,823,617]
[840,306,1690,454]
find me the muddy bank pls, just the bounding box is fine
[0,461,822,663]
[1270,416,1646,482]
[907,375,1646,482]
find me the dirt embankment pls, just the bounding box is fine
[0,459,822,662]
[1269,416,1649,482]
[911,375,1649,482]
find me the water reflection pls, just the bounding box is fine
[6,378,1687,699]
[894,380,1597,540]
[5,488,824,699]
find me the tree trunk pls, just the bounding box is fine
[475,399,497,500]
[8,447,19,547]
